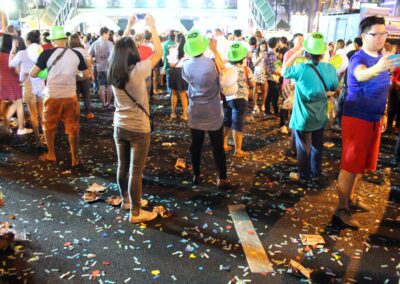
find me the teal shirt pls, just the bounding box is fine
[284,61,339,131]
[162,40,176,70]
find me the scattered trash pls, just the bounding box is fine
[153,206,172,218]
[299,234,325,246]
[83,192,101,203]
[323,142,335,148]
[287,259,312,279]
[86,183,107,193]
[105,195,122,206]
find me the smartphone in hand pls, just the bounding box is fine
[388,54,400,67]
[136,13,146,20]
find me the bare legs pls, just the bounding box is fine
[7,99,25,131]
[170,90,188,119]
[337,169,361,209]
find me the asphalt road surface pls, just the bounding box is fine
[1,93,399,284]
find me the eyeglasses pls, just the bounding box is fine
[366,32,389,38]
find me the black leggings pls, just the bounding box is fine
[190,127,227,179]
[265,80,279,115]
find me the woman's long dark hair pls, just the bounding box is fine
[67,33,83,48]
[305,51,322,66]
[176,33,185,60]
[256,40,267,58]
[107,37,140,89]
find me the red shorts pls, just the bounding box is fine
[341,116,382,174]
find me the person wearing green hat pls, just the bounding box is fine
[182,29,233,189]
[30,25,91,167]
[221,41,255,158]
[282,32,339,182]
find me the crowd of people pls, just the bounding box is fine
[1,13,400,227]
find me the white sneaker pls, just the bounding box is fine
[122,199,149,210]
[261,106,265,112]
[17,128,33,135]
[252,107,259,116]
[280,125,289,135]
[129,209,157,223]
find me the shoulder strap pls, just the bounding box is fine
[48,48,68,73]
[243,66,250,86]
[171,57,182,70]
[308,63,328,92]
[123,88,151,120]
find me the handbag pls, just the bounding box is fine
[282,83,295,110]
[166,58,182,87]
[123,88,154,132]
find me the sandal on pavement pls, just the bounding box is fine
[233,151,249,158]
[71,159,84,169]
[224,146,232,152]
[39,153,57,165]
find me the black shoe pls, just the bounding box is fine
[192,174,204,185]
[334,208,360,228]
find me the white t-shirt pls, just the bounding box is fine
[215,35,230,60]
[10,48,45,96]
[113,59,152,133]
[167,46,186,68]
[36,47,87,98]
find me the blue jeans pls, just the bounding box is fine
[223,98,246,132]
[114,127,150,214]
[292,128,324,180]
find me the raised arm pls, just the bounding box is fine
[209,38,225,73]
[282,48,304,75]
[123,14,137,38]
[354,55,397,82]
[145,14,162,69]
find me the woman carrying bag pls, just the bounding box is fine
[182,30,232,188]
[282,32,339,181]
[107,13,162,223]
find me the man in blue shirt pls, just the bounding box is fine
[336,16,399,228]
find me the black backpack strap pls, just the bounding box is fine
[48,48,68,73]
[308,63,328,92]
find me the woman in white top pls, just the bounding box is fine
[221,42,255,157]
[167,33,189,120]
[9,30,45,147]
[107,13,162,223]
[251,40,268,114]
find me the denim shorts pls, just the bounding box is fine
[223,98,247,132]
